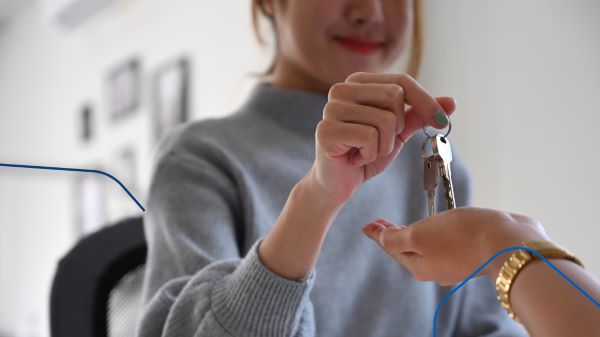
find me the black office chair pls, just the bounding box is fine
[50,216,147,337]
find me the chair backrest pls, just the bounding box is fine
[50,216,147,337]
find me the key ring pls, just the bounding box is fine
[421,117,452,158]
[422,117,452,139]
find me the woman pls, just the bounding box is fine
[137,1,525,336]
[363,208,600,337]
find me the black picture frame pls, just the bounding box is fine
[80,103,93,142]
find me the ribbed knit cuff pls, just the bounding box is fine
[211,240,315,337]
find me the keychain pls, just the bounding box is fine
[422,119,455,216]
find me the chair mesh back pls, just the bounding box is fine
[107,264,145,337]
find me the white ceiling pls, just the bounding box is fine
[0,0,30,29]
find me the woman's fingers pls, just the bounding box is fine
[345,72,452,129]
[316,119,380,166]
[323,76,458,164]
[310,73,458,206]
[328,82,405,116]
[399,96,457,143]
[327,82,406,134]
[323,100,399,156]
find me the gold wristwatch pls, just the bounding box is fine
[495,240,583,321]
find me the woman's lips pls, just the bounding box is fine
[334,36,384,55]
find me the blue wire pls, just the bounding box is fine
[0,162,145,212]
[4,163,600,335]
[433,246,600,337]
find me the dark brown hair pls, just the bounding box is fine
[251,0,423,78]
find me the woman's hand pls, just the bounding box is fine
[260,72,456,280]
[305,72,457,207]
[362,207,550,285]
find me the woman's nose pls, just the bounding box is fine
[347,0,384,26]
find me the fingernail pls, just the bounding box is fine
[434,111,449,128]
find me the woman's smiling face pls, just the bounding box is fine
[268,0,414,92]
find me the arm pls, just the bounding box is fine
[363,207,600,337]
[488,245,600,337]
[137,149,316,337]
[449,277,529,337]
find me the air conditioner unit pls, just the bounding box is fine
[40,0,115,29]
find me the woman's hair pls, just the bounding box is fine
[251,0,423,78]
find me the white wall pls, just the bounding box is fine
[420,0,600,277]
[0,0,598,336]
[0,0,267,335]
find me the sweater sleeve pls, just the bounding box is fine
[136,147,316,337]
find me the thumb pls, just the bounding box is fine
[399,96,457,143]
[362,220,412,252]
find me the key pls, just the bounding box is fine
[424,154,438,216]
[432,134,456,210]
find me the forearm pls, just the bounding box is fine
[508,259,600,337]
[259,173,344,280]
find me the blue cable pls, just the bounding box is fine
[3,163,599,336]
[434,246,600,337]
[0,162,145,212]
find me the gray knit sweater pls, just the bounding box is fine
[137,82,526,337]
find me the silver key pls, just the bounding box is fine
[432,134,456,210]
[424,154,438,216]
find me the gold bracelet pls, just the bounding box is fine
[495,240,583,321]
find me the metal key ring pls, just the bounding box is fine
[423,117,452,139]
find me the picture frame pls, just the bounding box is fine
[106,58,141,122]
[152,57,191,142]
[73,166,107,238]
[80,103,93,143]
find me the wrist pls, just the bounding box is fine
[257,174,344,280]
[481,217,549,278]
[483,236,522,279]
[297,167,346,215]
[493,241,584,321]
